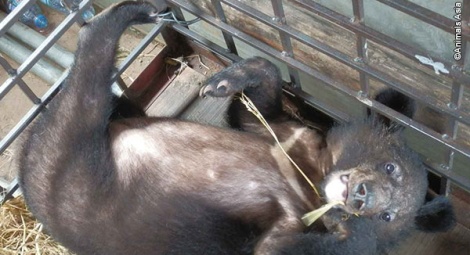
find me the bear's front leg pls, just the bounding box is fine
[200,57,285,129]
[253,204,305,255]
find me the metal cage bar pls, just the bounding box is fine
[217,0,470,126]
[292,0,470,86]
[214,0,470,125]
[440,0,470,194]
[0,0,94,101]
[377,0,470,40]
[0,0,37,38]
[352,0,369,97]
[270,0,301,87]
[211,0,238,55]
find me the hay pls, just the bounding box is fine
[240,93,345,226]
[0,196,73,255]
[239,93,320,197]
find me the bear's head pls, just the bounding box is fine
[322,89,455,249]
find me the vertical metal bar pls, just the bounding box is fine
[211,0,238,55]
[461,0,470,70]
[352,0,369,96]
[440,0,469,195]
[271,0,301,88]
[440,83,461,193]
[440,81,463,195]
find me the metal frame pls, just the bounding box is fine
[165,0,470,192]
[1,0,469,202]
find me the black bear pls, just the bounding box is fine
[18,1,455,255]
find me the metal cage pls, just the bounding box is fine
[1,0,469,203]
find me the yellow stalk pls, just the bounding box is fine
[240,92,346,226]
[239,93,320,197]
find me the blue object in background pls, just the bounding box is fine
[6,0,48,30]
[39,0,95,21]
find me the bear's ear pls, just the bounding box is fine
[415,196,456,232]
[369,88,415,132]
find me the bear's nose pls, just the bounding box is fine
[352,182,373,211]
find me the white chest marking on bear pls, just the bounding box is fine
[111,128,164,186]
[270,128,314,209]
[207,170,217,180]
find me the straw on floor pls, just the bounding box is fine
[0,196,73,255]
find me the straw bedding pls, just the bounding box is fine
[0,196,73,255]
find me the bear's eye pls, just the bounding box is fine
[384,162,397,175]
[380,212,392,222]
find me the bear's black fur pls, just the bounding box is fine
[18,1,455,255]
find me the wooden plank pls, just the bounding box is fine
[180,95,231,127]
[145,66,205,117]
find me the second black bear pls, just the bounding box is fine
[18,1,454,255]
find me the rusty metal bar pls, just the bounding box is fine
[270,0,301,88]
[167,0,470,161]
[292,0,470,86]
[376,0,470,40]
[211,0,238,55]
[216,0,470,126]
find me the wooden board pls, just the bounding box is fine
[179,95,231,127]
[146,66,203,118]
[145,65,230,127]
